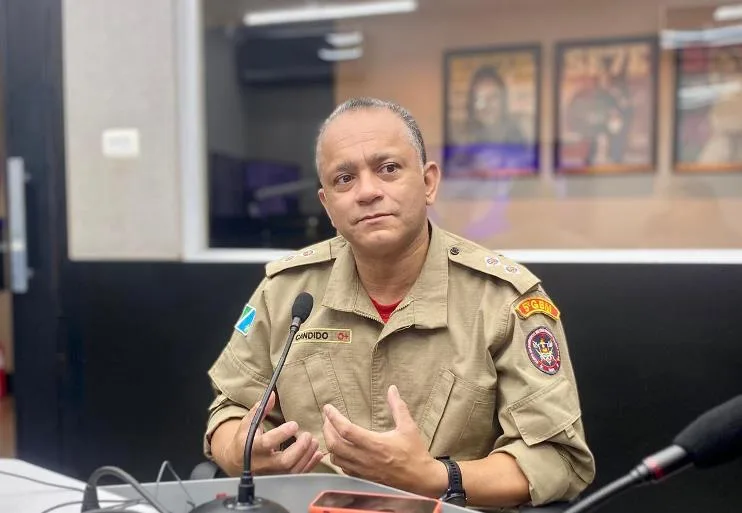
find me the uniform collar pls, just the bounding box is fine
[322,222,449,330]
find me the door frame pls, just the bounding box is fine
[1,0,70,473]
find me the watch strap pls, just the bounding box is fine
[436,456,467,507]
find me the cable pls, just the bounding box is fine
[81,466,169,513]
[77,510,141,513]
[40,498,143,513]
[0,469,85,493]
[153,460,196,510]
[563,472,640,513]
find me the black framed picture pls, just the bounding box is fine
[443,44,541,179]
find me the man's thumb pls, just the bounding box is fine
[243,392,276,429]
[387,385,413,429]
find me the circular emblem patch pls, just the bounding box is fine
[301,249,315,257]
[526,327,561,375]
[283,254,296,262]
[505,265,520,274]
[485,256,500,267]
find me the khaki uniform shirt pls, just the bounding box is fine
[205,223,595,506]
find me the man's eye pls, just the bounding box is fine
[381,164,398,173]
[335,174,353,185]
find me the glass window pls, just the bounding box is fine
[200,0,742,254]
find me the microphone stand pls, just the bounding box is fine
[235,316,303,510]
[192,301,311,513]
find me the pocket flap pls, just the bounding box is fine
[420,369,455,449]
[508,377,581,446]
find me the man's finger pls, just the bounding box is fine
[301,450,324,473]
[323,404,374,451]
[288,435,319,474]
[272,431,311,472]
[387,385,414,431]
[322,410,357,458]
[258,421,299,451]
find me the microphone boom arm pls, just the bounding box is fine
[238,317,303,505]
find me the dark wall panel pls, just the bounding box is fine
[527,263,741,513]
[62,262,264,480]
[61,261,742,513]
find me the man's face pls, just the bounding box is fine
[317,109,440,257]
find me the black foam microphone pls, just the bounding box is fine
[563,395,742,513]
[193,292,314,513]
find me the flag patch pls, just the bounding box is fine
[234,304,257,336]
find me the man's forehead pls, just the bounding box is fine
[323,109,407,140]
[319,109,411,161]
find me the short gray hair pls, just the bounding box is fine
[315,97,427,173]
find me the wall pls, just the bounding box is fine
[335,0,742,249]
[63,0,181,260]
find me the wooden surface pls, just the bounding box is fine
[0,397,15,458]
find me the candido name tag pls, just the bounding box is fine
[516,297,561,321]
[295,328,352,343]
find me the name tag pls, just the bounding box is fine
[295,328,352,344]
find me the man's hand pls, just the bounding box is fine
[216,392,323,476]
[322,385,447,498]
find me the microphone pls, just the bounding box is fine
[193,292,314,513]
[563,395,742,513]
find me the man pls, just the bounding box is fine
[204,98,595,508]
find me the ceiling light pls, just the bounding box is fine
[326,31,364,47]
[318,47,364,61]
[244,0,417,27]
[714,4,742,21]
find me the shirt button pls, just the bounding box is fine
[449,247,460,255]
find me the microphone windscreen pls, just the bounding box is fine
[291,292,314,323]
[673,395,742,468]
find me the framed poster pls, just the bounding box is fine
[674,44,742,173]
[443,44,541,178]
[555,36,657,174]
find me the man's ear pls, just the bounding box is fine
[318,188,336,228]
[422,161,442,206]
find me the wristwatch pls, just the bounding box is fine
[436,456,467,507]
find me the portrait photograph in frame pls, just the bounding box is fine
[554,36,658,175]
[674,43,742,173]
[443,44,541,179]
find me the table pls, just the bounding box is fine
[0,458,155,513]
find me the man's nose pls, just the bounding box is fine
[355,171,383,203]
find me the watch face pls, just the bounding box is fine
[443,493,467,508]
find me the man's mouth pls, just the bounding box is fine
[357,213,392,223]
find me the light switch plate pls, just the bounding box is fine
[102,128,141,158]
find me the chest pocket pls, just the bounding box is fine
[420,369,497,460]
[276,351,348,452]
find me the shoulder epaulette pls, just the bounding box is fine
[265,236,345,278]
[444,234,540,295]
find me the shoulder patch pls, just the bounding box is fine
[445,237,540,295]
[234,303,257,336]
[265,237,344,278]
[516,296,561,321]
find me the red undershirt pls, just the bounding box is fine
[370,298,401,323]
